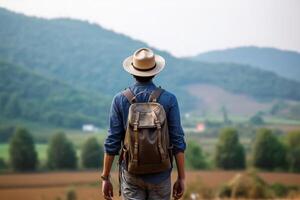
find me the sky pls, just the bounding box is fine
[0,0,299,57]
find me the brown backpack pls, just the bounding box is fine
[121,87,172,174]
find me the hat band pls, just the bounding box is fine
[131,63,156,72]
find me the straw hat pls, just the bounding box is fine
[123,48,165,77]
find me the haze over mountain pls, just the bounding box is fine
[191,47,300,81]
[1,7,300,127]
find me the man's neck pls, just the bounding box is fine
[134,80,154,86]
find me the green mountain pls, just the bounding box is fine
[1,7,300,127]
[0,61,109,128]
[190,46,300,81]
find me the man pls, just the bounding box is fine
[101,48,186,200]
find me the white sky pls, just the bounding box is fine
[0,0,299,57]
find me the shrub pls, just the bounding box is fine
[47,132,77,169]
[251,128,286,170]
[0,158,7,170]
[9,127,37,171]
[270,183,289,197]
[214,127,245,169]
[218,171,272,199]
[218,184,231,198]
[81,137,103,169]
[185,141,207,169]
[66,187,77,200]
[286,130,300,172]
[249,115,264,125]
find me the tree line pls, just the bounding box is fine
[7,127,103,171]
[186,127,300,172]
[4,127,300,172]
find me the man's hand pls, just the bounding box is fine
[101,154,115,199]
[172,178,185,199]
[102,180,113,200]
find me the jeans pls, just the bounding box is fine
[121,169,171,200]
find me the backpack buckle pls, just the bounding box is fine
[133,122,138,131]
[155,120,161,129]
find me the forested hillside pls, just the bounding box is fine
[0,61,109,128]
[1,7,300,128]
[191,46,300,81]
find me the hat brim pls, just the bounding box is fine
[123,54,165,77]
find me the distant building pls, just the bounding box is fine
[196,123,206,132]
[82,124,99,132]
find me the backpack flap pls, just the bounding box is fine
[128,103,166,128]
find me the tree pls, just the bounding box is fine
[249,115,264,125]
[251,128,286,170]
[47,132,77,169]
[221,106,231,124]
[214,127,245,169]
[286,130,300,172]
[81,137,103,169]
[185,141,207,169]
[9,127,37,171]
[0,158,7,170]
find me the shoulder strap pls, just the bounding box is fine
[149,87,164,102]
[122,88,135,104]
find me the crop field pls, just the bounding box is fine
[0,170,300,200]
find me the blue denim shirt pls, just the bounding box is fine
[104,80,186,183]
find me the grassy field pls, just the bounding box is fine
[0,132,107,163]
[0,144,48,163]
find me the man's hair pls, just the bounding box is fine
[133,75,155,83]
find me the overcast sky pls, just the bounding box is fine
[1,0,299,57]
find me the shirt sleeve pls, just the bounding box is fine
[104,94,125,155]
[167,94,186,155]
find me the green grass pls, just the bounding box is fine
[186,135,252,156]
[66,132,106,148]
[0,143,9,161]
[0,143,97,164]
[0,132,107,163]
[184,113,300,125]
[264,117,300,125]
[0,143,48,162]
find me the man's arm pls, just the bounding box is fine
[175,152,185,180]
[101,94,124,200]
[101,154,115,200]
[173,152,185,199]
[102,154,115,177]
[166,94,186,199]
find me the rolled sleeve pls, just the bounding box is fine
[167,95,186,155]
[104,94,124,155]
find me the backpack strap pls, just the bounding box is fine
[149,87,164,102]
[122,88,136,104]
